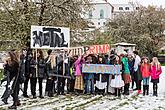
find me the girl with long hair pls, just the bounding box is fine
[140,57,150,96]
[150,57,162,96]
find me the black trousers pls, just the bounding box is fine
[23,76,30,95]
[67,78,75,93]
[137,80,142,90]
[30,77,43,96]
[45,78,54,96]
[11,79,20,105]
[57,77,65,94]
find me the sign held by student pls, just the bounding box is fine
[82,64,120,74]
[31,25,70,49]
[84,44,110,54]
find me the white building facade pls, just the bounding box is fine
[111,2,140,18]
[84,1,113,29]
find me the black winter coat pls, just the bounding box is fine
[37,58,46,78]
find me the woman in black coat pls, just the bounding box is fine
[4,51,20,109]
[37,50,45,98]
[30,50,45,98]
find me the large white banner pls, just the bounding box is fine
[31,25,70,49]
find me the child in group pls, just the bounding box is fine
[140,57,150,96]
[110,55,124,97]
[121,52,132,95]
[150,57,162,96]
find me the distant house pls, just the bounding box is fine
[83,0,113,30]
[112,2,140,18]
[112,42,136,55]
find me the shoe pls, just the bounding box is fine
[8,105,17,109]
[23,94,29,98]
[2,99,8,104]
[133,88,138,91]
[16,100,21,106]
[33,95,37,99]
[39,95,44,99]
[146,85,149,95]
[138,90,142,94]
[143,85,146,96]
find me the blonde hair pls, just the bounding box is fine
[151,57,161,70]
[50,55,56,69]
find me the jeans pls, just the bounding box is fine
[143,78,149,85]
[85,78,94,94]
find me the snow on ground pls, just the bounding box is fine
[0,67,164,110]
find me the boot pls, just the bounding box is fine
[146,85,149,95]
[115,88,117,96]
[23,94,29,98]
[143,85,146,96]
[118,89,121,97]
[39,95,44,99]
[8,105,17,109]
[16,100,21,106]
[138,90,142,94]
[2,98,8,104]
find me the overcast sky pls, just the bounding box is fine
[108,0,165,7]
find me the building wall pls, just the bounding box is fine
[84,3,113,28]
[112,3,139,18]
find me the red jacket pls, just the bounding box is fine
[140,64,150,78]
[150,65,162,80]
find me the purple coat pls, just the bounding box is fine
[74,57,85,76]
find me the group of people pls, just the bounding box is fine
[0,48,163,109]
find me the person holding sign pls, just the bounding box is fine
[74,55,85,94]
[95,56,107,95]
[84,55,95,94]
[45,50,57,97]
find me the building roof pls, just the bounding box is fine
[90,0,114,8]
[113,42,136,46]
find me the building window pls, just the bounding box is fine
[125,7,129,10]
[119,7,123,10]
[98,22,100,25]
[136,7,139,10]
[88,10,92,19]
[103,22,106,25]
[100,9,104,19]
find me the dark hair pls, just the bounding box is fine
[8,51,18,65]
[133,51,138,55]
[47,49,52,55]
[38,50,44,59]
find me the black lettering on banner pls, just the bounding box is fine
[32,27,68,48]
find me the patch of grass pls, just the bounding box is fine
[53,108,59,110]
[118,101,129,107]
[65,107,73,110]
[131,95,138,100]
[0,69,3,79]
[0,108,5,110]
[161,63,165,66]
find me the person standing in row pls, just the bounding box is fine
[133,51,142,94]
[23,48,31,98]
[150,57,162,96]
[74,55,85,94]
[29,51,37,99]
[4,51,20,109]
[121,53,132,95]
[37,50,45,98]
[140,57,150,96]
[45,51,57,97]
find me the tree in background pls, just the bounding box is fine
[107,6,165,58]
[0,0,90,50]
